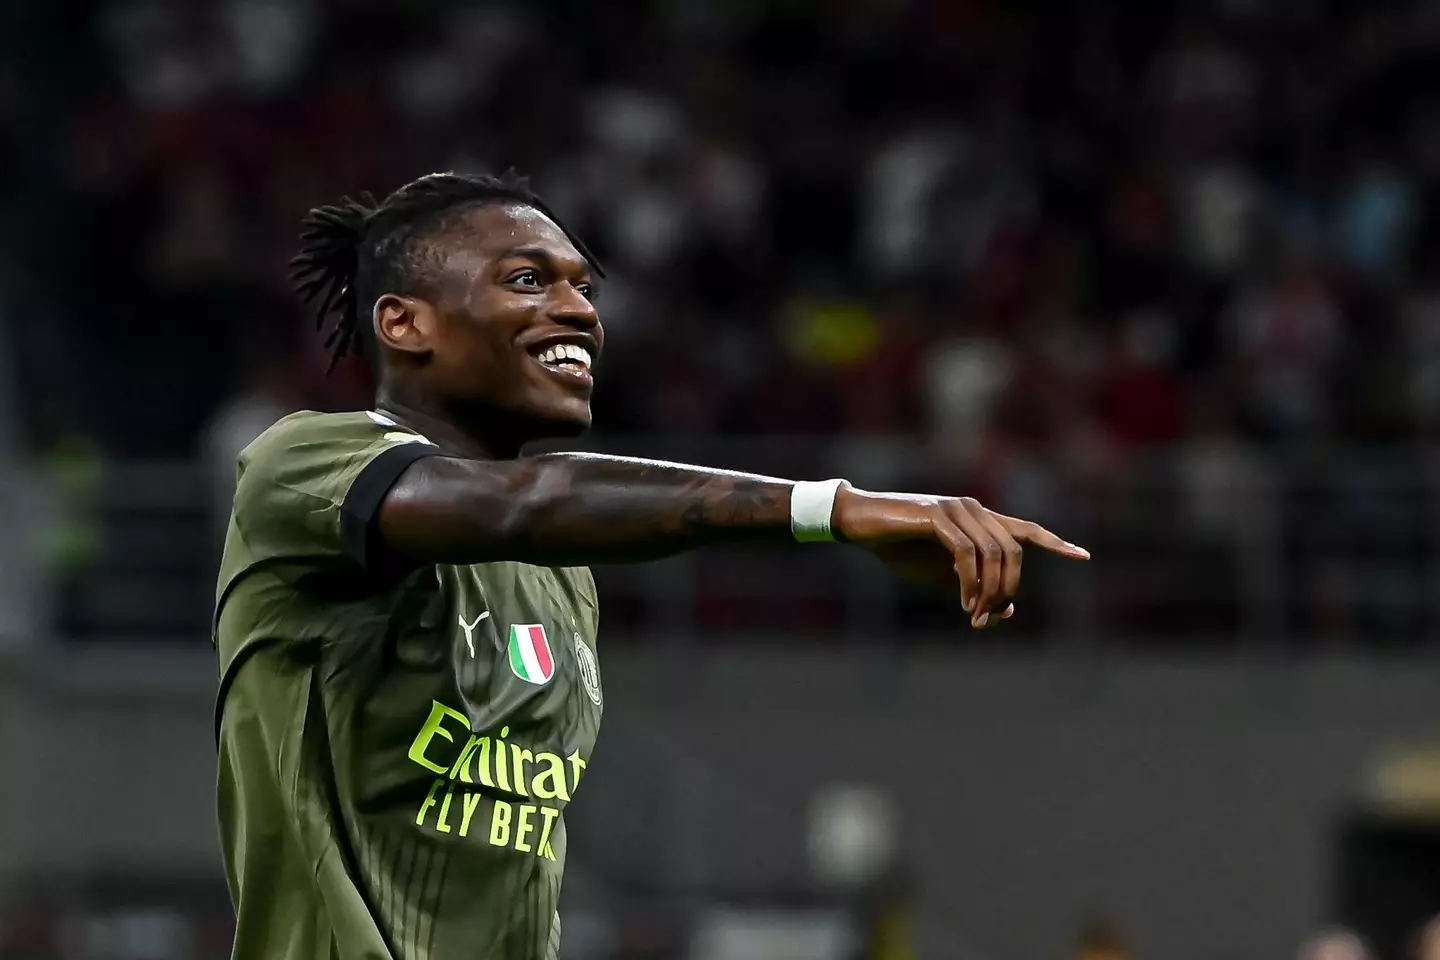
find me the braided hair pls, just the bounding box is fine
[290,170,603,370]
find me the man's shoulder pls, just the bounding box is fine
[237,409,436,485]
[240,409,389,463]
[225,408,446,577]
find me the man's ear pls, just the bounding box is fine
[374,295,437,356]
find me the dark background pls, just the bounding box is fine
[2,1,1440,958]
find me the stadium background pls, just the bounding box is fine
[4,0,1440,957]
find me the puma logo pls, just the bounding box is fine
[458,610,490,658]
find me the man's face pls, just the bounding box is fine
[424,203,602,437]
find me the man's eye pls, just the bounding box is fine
[577,283,597,301]
[509,270,541,288]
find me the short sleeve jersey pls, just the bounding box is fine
[214,410,604,960]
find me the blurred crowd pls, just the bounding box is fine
[5,0,1440,642]
[7,0,1440,459]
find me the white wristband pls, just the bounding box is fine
[791,479,846,543]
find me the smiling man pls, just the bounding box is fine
[213,171,1088,960]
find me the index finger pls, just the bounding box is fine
[998,516,1091,560]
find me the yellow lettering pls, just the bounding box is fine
[448,736,487,783]
[489,801,513,847]
[415,779,444,827]
[475,736,495,788]
[543,841,557,861]
[515,805,536,853]
[408,701,471,775]
[494,727,512,792]
[459,791,484,837]
[537,806,561,856]
[567,750,587,793]
[511,745,534,797]
[530,753,570,801]
[436,786,455,833]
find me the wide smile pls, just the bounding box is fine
[527,341,595,388]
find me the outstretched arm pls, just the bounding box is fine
[376,453,1089,628]
[378,453,794,566]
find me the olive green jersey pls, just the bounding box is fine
[215,410,604,960]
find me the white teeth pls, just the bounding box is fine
[535,344,592,370]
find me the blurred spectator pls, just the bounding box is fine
[1176,392,1266,543]
[1093,310,1186,451]
[1225,255,1343,440]
[200,356,300,540]
[1410,914,1440,960]
[806,784,897,893]
[1301,928,1372,960]
[805,784,915,960]
[1334,152,1416,282]
[924,336,1014,469]
[1176,162,1260,277]
[1073,916,1131,960]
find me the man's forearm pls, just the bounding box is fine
[378,452,797,566]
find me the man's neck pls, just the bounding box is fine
[373,396,524,461]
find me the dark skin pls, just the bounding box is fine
[373,203,1089,628]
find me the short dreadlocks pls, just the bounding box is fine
[290,170,603,370]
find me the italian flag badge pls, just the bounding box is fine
[507,624,555,685]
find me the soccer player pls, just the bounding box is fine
[214,171,1089,960]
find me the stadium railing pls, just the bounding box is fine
[10,436,1440,650]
